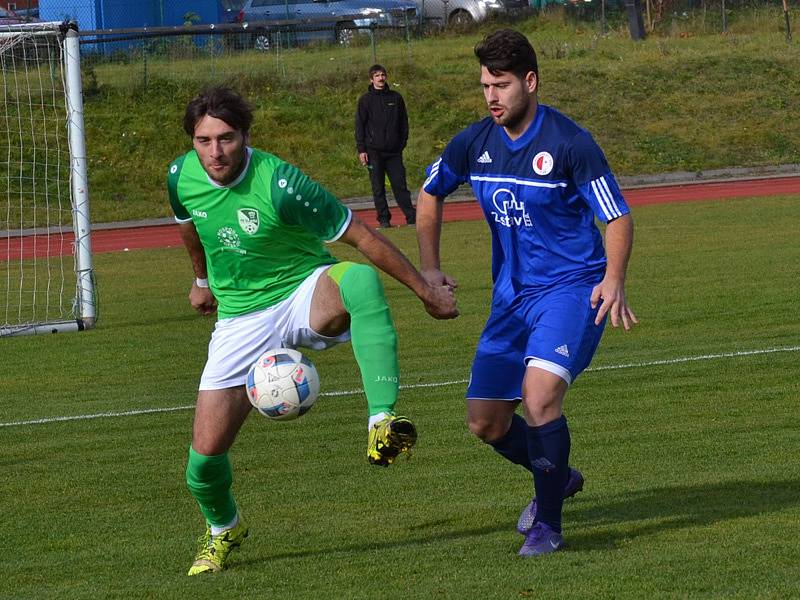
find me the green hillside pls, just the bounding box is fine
[78,11,800,222]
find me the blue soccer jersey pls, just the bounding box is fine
[424,104,630,298]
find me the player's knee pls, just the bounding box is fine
[337,263,386,311]
[522,397,563,426]
[467,414,508,443]
[186,448,232,493]
[522,375,567,424]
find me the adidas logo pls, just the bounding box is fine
[555,344,570,357]
[477,151,492,164]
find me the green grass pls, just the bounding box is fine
[2,195,800,598]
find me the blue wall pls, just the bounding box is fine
[39,0,223,29]
[40,0,100,28]
[163,0,223,26]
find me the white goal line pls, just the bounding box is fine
[2,344,798,429]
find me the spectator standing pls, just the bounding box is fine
[355,64,416,228]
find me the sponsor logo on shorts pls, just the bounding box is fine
[555,344,570,357]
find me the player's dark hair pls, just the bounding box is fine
[183,87,253,137]
[474,29,539,80]
[369,64,387,76]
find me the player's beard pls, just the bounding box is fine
[490,97,531,130]
[204,148,247,186]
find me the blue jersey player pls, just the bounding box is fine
[416,29,638,556]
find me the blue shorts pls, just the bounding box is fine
[466,284,606,400]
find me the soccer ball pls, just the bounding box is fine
[246,348,320,420]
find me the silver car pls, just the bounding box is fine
[416,0,527,27]
[234,0,418,50]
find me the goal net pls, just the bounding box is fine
[1,22,95,336]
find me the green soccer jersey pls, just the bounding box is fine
[167,148,351,318]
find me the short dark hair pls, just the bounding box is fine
[183,87,253,137]
[369,64,387,76]
[474,29,539,80]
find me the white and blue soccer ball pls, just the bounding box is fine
[246,348,320,421]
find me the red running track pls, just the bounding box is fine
[3,176,799,261]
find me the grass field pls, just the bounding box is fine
[3,194,800,598]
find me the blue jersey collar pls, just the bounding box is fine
[499,104,546,152]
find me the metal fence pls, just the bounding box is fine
[9,0,794,42]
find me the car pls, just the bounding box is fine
[416,0,527,27]
[220,0,246,23]
[232,0,418,50]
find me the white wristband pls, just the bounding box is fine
[195,277,209,288]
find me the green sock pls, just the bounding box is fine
[185,446,238,527]
[328,262,399,416]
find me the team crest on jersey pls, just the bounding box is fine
[491,188,532,228]
[237,208,260,235]
[532,151,554,176]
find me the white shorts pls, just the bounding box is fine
[199,265,351,390]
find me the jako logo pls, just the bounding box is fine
[192,209,208,218]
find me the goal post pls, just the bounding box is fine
[0,21,96,337]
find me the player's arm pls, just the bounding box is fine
[566,130,637,330]
[178,221,217,316]
[416,188,457,290]
[590,214,638,330]
[339,214,458,320]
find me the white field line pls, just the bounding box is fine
[2,345,799,429]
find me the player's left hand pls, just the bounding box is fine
[423,282,459,320]
[590,278,638,330]
[189,283,218,316]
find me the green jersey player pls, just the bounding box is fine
[169,87,458,576]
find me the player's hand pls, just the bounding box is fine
[423,282,459,320]
[590,277,638,330]
[189,283,218,316]
[421,268,458,292]
[358,152,369,167]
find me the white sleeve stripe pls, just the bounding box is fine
[591,179,613,221]
[175,215,192,224]
[593,176,622,219]
[595,177,615,217]
[598,176,622,218]
[325,208,352,243]
[423,158,441,188]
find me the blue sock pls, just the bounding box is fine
[526,415,571,533]
[488,413,531,472]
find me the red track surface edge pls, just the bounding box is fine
[3,176,798,261]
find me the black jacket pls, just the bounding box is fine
[355,83,409,154]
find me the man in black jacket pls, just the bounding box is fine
[355,64,416,228]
